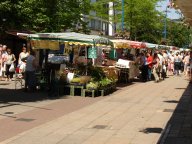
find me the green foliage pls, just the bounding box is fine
[99,78,112,88]
[0,0,91,33]
[167,21,191,47]
[86,81,99,90]
[88,66,106,81]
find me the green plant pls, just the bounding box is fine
[70,77,81,83]
[88,66,106,81]
[86,82,99,90]
[99,78,112,88]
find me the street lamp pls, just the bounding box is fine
[121,0,124,31]
[163,6,168,41]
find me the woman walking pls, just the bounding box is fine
[152,53,160,82]
[174,53,181,76]
[5,48,16,81]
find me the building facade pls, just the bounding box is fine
[83,0,115,36]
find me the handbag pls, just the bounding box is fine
[2,64,6,72]
[9,63,15,72]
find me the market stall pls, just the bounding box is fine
[23,32,117,97]
[110,39,141,83]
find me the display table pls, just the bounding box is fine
[83,89,98,98]
[64,84,84,96]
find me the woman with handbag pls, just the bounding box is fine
[152,53,160,82]
[5,48,16,81]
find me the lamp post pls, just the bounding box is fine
[163,6,168,42]
[122,0,124,32]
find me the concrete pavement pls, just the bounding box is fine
[0,75,190,144]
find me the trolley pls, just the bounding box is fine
[14,67,24,90]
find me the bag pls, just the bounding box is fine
[0,69,2,76]
[2,64,6,72]
[19,63,26,72]
[9,63,15,72]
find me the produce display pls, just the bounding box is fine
[54,63,117,95]
[86,82,99,90]
[70,76,91,85]
[99,78,113,88]
[48,54,69,64]
[70,77,81,83]
[102,67,118,82]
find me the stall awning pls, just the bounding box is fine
[18,32,112,50]
[111,39,131,49]
[145,43,158,49]
[111,39,146,49]
[129,41,146,49]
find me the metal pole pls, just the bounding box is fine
[122,0,124,31]
[164,6,168,41]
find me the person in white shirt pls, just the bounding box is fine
[18,45,29,65]
[183,52,190,76]
[5,48,16,81]
[174,53,181,76]
[1,45,8,80]
[18,45,29,73]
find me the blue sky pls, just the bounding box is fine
[156,0,182,20]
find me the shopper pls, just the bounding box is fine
[183,52,190,77]
[18,45,29,73]
[1,45,8,80]
[25,50,38,92]
[140,52,148,82]
[152,53,160,82]
[5,48,16,81]
[18,45,29,65]
[147,52,153,81]
[167,53,174,76]
[174,53,181,76]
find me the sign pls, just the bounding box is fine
[109,49,117,59]
[88,47,97,59]
[64,43,71,55]
[31,40,59,50]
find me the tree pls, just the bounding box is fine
[167,21,191,47]
[123,0,161,42]
[92,0,161,42]
[0,0,91,33]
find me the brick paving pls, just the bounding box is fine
[0,75,191,144]
[158,79,192,144]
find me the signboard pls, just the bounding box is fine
[64,43,72,55]
[88,47,97,59]
[31,40,59,50]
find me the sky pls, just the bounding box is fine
[156,0,182,20]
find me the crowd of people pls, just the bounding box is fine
[137,50,192,83]
[0,44,38,91]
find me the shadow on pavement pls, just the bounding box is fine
[163,100,179,104]
[158,83,192,144]
[0,84,68,103]
[140,128,163,134]
[116,82,135,89]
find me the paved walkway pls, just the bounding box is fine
[0,75,190,144]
